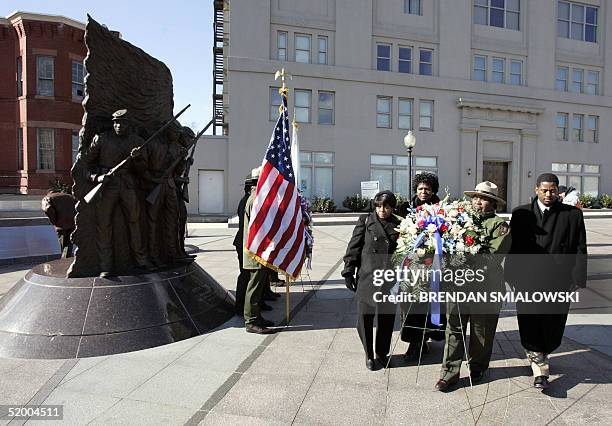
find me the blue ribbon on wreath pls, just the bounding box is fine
[413,215,445,326]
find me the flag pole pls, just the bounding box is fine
[275,67,292,325]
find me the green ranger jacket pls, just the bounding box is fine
[477,211,511,292]
[242,187,262,270]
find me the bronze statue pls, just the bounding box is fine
[81,109,153,277]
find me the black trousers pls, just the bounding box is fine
[357,301,396,360]
[235,249,249,310]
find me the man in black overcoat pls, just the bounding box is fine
[505,173,587,389]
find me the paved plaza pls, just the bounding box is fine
[0,220,611,425]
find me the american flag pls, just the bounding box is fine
[246,89,306,279]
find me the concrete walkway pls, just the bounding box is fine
[0,222,611,424]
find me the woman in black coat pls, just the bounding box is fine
[342,191,401,370]
[399,172,446,359]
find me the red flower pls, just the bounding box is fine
[465,235,474,246]
[417,220,425,228]
[439,224,448,232]
[438,209,445,215]
[416,205,423,212]
[458,208,464,213]
[423,257,433,266]
[402,258,412,268]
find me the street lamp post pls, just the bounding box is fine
[403,131,416,200]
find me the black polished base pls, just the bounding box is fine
[0,259,235,359]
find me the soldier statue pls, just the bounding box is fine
[81,109,154,277]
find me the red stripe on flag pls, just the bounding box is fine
[279,216,305,273]
[247,172,283,248]
[266,195,300,265]
[255,181,295,258]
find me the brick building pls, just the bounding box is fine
[0,11,86,194]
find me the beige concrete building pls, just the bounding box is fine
[192,0,612,215]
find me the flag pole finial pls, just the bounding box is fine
[274,68,292,98]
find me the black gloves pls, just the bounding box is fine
[344,275,357,292]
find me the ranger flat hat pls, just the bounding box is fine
[111,109,129,121]
[464,181,506,205]
[250,166,262,180]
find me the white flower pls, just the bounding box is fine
[427,223,437,233]
[455,241,465,252]
[416,248,426,257]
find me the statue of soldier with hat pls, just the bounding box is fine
[81,108,154,277]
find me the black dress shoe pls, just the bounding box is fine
[366,358,377,371]
[260,301,273,311]
[256,316,274,327]
[245,324,276,334]
[376,355,390,368]
[534,376,549,389]
[262,291,279,301]
[434,377,459,392]
[470,369,484,383]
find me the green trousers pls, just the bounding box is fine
[440,300,500,380]
[244,268,270,326]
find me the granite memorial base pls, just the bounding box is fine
[0,259,235,359]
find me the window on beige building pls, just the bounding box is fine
[571,68,583,93]
[492,57,505,83]
[419,49,433,75]
[555,66,568,91]
[419,100,434,130]
[377,44,391,71]
[586,71,599,95]
[37,128,55,170]
[300,151,333,199]
[295,34,311,63]
[398,98,413,130]
[37,56,54,97]
[399,47,412,73]
[474,0,520,30]
[586,115,598,143]
[572,114,583,142]
[473,55,487,81]
[318,91,334,125]
[404,0,422,15]
[510,60,522,85]
[270,87,281,120]
[552,162,599,196]
[277,31,287,61]
[318,36,328,64]
[556,113,569,141]
[557,1,597,43]
[370,154,437,196]
[295,89,311,123]
[377,96,392,128]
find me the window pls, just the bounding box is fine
[300,151,334,199]
[586,115,598,143]
[295,89,311,123]
[37,128,55,170]
[404,0,422,15]
[558,1,598,43]
[37,56,54,96]
[72,61,85,98]
[295,34,311,63]
[399,47,412,73]
[473,55,487,81]
[270,87,282,120]
[571,68,583,93]
[474,0,520,30]
[555,66,568,91]
[71,130,79,164]
[556,113,569,141]
[419,100,434,130]
[17,57,23,97]
[552,162,599,196]
[376,96,392,128]
[586,71,599,95]
[419,49,433,75]
[277,31,287,61]
[370,154,437,196]
[572,114,583,142]
[377,44,391,71]
[318,91,334,125]
[492,57,505,83]
[318,36,328,64]
[510,60,522,85]
[17,128,24,170]
[398,98,413,130]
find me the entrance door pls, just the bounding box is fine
[482,161,508,212]
[198,170,224,214]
